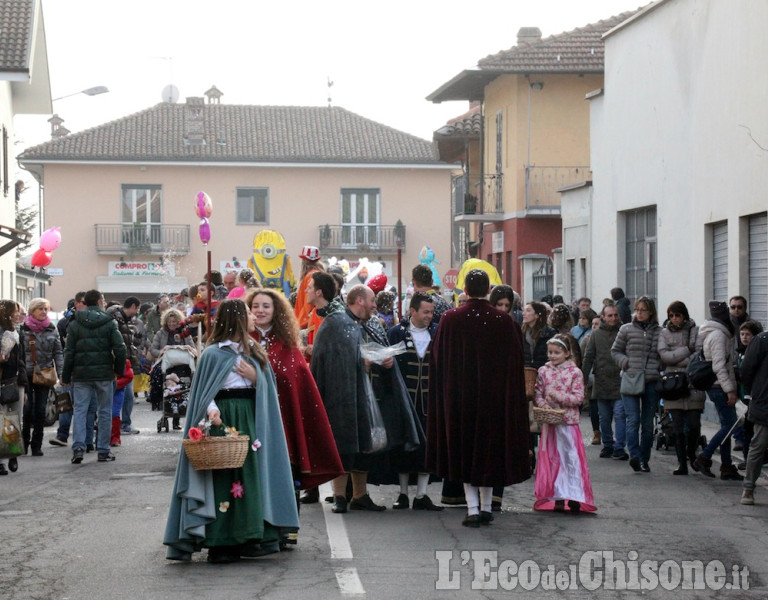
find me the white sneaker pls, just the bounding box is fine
[741,489,754,505]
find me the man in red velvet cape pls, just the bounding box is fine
[426,269,531,527]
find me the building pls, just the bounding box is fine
[429,9,643,301]
[573,0,768,324]
[18,94,453,309]
[0,0,51,301]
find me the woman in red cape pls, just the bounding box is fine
[246,288,344,490]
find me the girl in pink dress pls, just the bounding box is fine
[533,334,596,513]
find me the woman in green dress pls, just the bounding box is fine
[164,299,299,563]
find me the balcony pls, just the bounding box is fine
[318,224,406,255]
[452,174,504,222]
[94,224,191,255]
[525,166,590,216]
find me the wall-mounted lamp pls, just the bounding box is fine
[530,82,544,91]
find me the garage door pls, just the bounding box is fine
[749,213,768,324]
[712,222,728,302]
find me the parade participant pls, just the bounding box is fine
[293,246,324,329]
[304,271,345,360]
[411,264,452,325]
[533,334,596,513]
[20,298,64,457]
[247,288,344,497]
[427,269,531,527]
[0,300,25,475]
[387,292,442,511]
[227,268,259,299]
[111,358,134,446]
[62,290,126,464]
[164,299,299,563]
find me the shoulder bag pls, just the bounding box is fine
[656,328,691,400]
[620,339,650,396]
[687,349,716,391]
[30,337,58,388]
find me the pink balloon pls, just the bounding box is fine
[39,226,62,252]
[31,248,53,267]
[195,192,212,218]
[198,218,211,245]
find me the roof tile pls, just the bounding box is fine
[0,0,34,73]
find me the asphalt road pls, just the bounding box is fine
[1,397,766,599]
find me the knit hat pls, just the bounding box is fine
[709,300,729,322]
[367,274,388,294]
[299,246,320,261]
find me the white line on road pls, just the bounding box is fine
[320,483,366,595]
[335,567,366,596]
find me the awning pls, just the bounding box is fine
[95,275,189,295]
[0,225,32,258]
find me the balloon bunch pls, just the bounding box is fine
[31,226,61,268]
[195,192,212,245]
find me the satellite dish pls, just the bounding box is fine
[161,84,180,104]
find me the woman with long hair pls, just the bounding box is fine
[522,301,557,368]
[611,296,662,473]
[0,300,25,475]
[246,288,343,498]
[164,299,299,564]
[20,297,63,457]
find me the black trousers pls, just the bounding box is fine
[669,409,701,465]
[22,383,48,451]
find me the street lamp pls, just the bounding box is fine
[52,86,109,102]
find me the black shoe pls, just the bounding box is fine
[553,500,565,512]
[673,465,688,475]
[737,462,747,471]
[568,500,581,513]
[0,464,7,475]
[49,437,67,447]
[349,494,386,511]
[629,457,641,472]
[393,493,409,509]
[612,449,629,461]
[462,513,481,528]
[172,425,182,430]
[8,457,17,472]
[479,511,494,524]
[331,495,348,514]
[86,444,94,453]
[324,495,335,504]
[599,447,613,458]
[207,548,241,564]
[97,452,116,462]
[412,495,444,511]
[491,500,502,512]
[71,451,84,464]
[31,448,44,457]
[640,462,651,473]
[299,488,319,504]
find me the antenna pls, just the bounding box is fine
[162,84,180,103]
[327,76,334,107]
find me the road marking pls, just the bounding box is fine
[110,472,168,479]
[0,510,33,516]
[320,483,365,595]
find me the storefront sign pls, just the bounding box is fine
[108,261,175,277]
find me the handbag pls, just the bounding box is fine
[620,370,645,395]
[54,387,74,414]
[0,379,17,405]
[30,337,58,388]
[687,349,716,390]
[655,371,689,400]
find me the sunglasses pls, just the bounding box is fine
[668,312,684,318]
[730,305,745,310]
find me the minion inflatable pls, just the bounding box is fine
[247,230,296,297]
[454,258,502,301]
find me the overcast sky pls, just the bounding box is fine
[15,0,650,149]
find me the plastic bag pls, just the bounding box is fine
[0,404,22,458]
[359,341,407,365]
[361,375,387,453]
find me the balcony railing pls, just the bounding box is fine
[525,166,590,211]
[318,224,406,255]
[94,224,191,255]
[452,174,504,220]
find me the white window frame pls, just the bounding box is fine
[340,188,380,248]
[236,187,269,225]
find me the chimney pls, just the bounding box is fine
[184,97,206,146]
[517,27,542,46]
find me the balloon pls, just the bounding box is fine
[199,218,211,245]
[31,248,53,267]
[195,191,212,218]
[39,226,62,252]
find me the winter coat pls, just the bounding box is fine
[615,297,632,324]
[534,359,585,425]
[21,322,64,384]
[62,306,127,383]
[150,327,195,359]
[740,331,768,426]
[581,320,621,399]
[0,326,27,388]
[570,324,591,344]
[696,319,736,394]
[523,326,557,368]
[658,320,706,410]
[611,319,662,383]
[107,305,140,369]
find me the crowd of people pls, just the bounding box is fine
[4,248,768,565]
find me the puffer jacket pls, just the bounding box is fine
[523,326,556,368]
[62,306,127,382]
[581,320,621,399]
[611,319,662,382]
[696,319,736,394]
[107,305,140,369]
[741,331,768,426]
[21,323,64,382]
[658,319,706,410]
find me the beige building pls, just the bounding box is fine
[18,96,453,309]
[0,0,51,303]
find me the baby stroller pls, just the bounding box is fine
[149,347,196,433]
[654,399,707,451]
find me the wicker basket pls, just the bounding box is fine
[532,406,566,425]
[524,367,538,400]
[183,435,251,470]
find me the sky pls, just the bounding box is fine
[14,0,650,150]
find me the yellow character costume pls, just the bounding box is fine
[454,259,502,302]
[247,230,296,296]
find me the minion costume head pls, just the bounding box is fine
[454,258,502,303]
[246,230,296,297]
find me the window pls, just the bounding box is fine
[711,221,728,301]
[341,188,379,247]
[236,187,269,224]
[749,213,768,323]
[2,126,8,197]
[624,206,657,302]
[122,185,162,245]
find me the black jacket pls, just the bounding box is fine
[523,326,556,368]
[741,331,768,426]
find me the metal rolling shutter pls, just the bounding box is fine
[749,213,768,324]
[712,222,728,302]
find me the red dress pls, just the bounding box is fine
[252,330,344,489]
